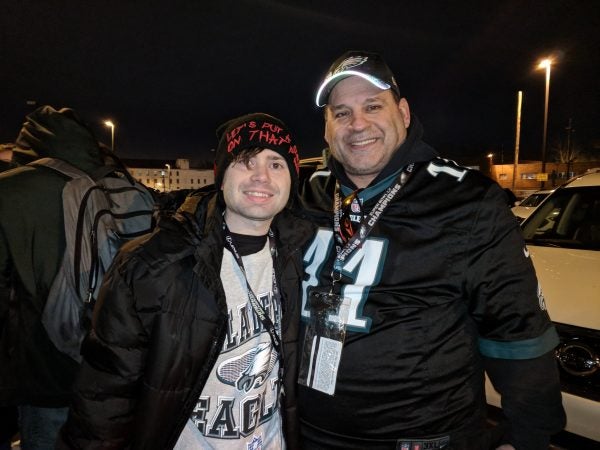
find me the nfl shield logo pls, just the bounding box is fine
[247,435,263,450]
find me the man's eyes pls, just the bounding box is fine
[366,104,382,111]
[241,160,285,169]
[333,104,383,119]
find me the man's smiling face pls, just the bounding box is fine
[324,76,411,188]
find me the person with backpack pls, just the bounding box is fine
[58,113,314,449]
[0,106,107,449]
[0,146,19,450]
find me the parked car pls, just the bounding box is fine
[511,189,554,223]
[486,169,600,442]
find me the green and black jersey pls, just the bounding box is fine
[297,119,562,449]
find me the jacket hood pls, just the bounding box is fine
[328,114,438,189]
[14,105,104,172]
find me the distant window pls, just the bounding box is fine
[191,179,194,184]
[498,173,508,180]
[204,179,207,184]
[177,179,180,184]
[146,179,150,184]
[558,172,575,179]
[176,171,180,176]
[521,173,537,180]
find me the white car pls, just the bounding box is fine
[486,169,600,442]
[511,189,554,223]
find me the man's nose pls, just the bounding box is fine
[350,111,368,130]
[250,162,270,181]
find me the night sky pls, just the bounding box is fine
[2,0,599,167]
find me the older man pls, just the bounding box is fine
[297,51,565,450]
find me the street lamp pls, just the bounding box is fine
[165,163,171,191]
[538,58,552,187]
[487,153,494,178]
[160,169,166,192]
[103,120,115,152]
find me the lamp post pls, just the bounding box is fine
[538,58,552,188]
[103,120,115,152]
[160,170,166,192]
[513,90,523,192]
[487,153,494,177]
[165,163,171,191]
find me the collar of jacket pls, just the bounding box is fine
[327,114,439,190]
[134,190,223,279]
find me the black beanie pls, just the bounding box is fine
[214,113,300,190]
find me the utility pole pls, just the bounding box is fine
[513,91,523,192]
[565,118,574,155]
[565,118,575,178]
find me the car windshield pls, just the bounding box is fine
[519,192,549,207]
[522,186,600,250]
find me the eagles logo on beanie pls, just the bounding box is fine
[213,113,300,190]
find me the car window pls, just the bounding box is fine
[519,193,548,207]
[522,186,600,250]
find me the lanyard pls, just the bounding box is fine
[332,164,415,278]
[222,224,284,389]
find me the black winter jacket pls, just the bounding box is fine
[59,190,314,449]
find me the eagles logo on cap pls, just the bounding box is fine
[315,50,400,107]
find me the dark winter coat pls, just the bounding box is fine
[0,106,104,407]
[59,190,314,449]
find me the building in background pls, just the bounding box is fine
[122,158,214,192]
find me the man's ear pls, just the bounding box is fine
[323,107,331,143]
[397,98,410,128]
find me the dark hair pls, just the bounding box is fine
[226,146,263,167]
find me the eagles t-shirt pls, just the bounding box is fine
[175,240,284,450]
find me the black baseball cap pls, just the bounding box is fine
[315,50,400,107]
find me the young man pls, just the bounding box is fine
[59,113,313,449]
[298,51,565,449]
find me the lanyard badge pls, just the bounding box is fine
[223,224,284,399]
[298,289,351,395]
[299,164,415,396]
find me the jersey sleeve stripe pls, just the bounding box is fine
[478,327,559,359]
